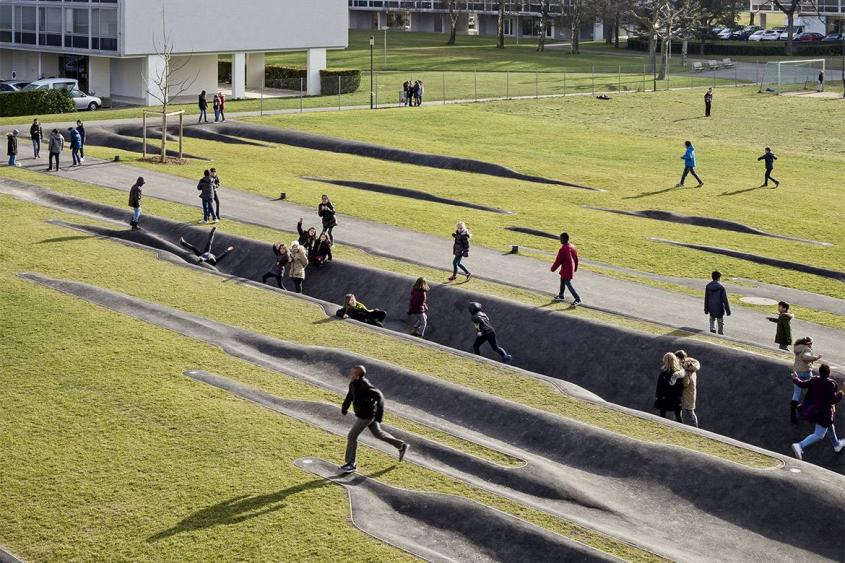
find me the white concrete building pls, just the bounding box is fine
[749,0,844,33]
[0,0,348,105]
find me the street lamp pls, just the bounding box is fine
[369,35,375,109]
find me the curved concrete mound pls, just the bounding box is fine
[303,176,513,214]
[204,121,600,190]
[504,226,559,240]
[110,124,269,148]
[20,275,845,563]
[294,457,617,563]
[652,238,845,282]
[84,129,208,161]
[586,207,831,246]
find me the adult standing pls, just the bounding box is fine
[791,364,845,460]
[128,176,145,230]
[198,90,209,123]
[791,336,822,423]
[448,222,472,282]
[76,120,86,163]
[704,88,713,117]
[675,140,704,188]
[704,270,730,335]
[757,147,780,188]
[551,232,581,305]
[68,127,82,166]
[47,129,64,171]
[339,365,408,473]
[318,194,337,241]
[30,119,43,158]
[196,169,218,223]
[654,352,683,422]
[210,167,222,220]
[6,130,20,167]
[288,241,308,293]
[217,91,226,121]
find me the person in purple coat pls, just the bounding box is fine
[791,364,845,460]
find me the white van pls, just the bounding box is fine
[21,78,78,92]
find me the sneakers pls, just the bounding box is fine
[339,463,356,473]
[572,299,582,306]
[674,183,683,188]
[501,353,513,364]
[465,273,472,281]
[447,275,457,281]
[410,327,421,337]
[213,219,219,223]
[553,295,565,302]
[398,443,409,462]
[792,442,804,460]
[835,439,845,454]
[201,220,208,224]
[774,180,780,188]
[696,183,704,188]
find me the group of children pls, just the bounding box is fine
[197,90,227,123]
[655,350,701,427]
[6,118,86,171]
[673,140,781,189]
[401,80,424,106]
[196,168,223,223]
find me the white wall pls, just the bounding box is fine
[110,57,144,104]
[89,56,111,98]
[0,49,39,80]
[122,0,348,56]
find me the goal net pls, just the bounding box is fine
[759,59,826,95]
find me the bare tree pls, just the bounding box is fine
[569,0,587,54]
[766,0,820,55]
[537,0,551,51]
[142,8,198,162]
[496,1,506,48]
[697,0,746,55]
[631,0,663,69]
[446,0,462,45]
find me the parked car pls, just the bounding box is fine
[69,88,101,111]
[733,25,762,40]
[760,28,784,41]
[797,32,825,42]
[22,77,78,92]
[717,27,739,39]
[747,30,767,42]
[0,80,29,92]
[822,32,845,42]
[778,26,804,40]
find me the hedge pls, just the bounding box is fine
[0,89,75,118]
[217,61,361,95]
[627,36,845,57]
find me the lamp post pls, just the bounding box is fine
[369,35,375,109]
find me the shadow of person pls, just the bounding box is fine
[719,186,767,197]
[146,478,329,542]
[622,186,680,200]
[36,235,97,244]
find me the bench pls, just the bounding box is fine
[721,58,735,68]
[692,62,704,72]
[706,60,722,70]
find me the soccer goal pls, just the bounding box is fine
[759,59,826,95]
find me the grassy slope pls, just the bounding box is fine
[0,197,671,562]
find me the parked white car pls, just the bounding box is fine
[778,26,804,40]
[69,88,102,111]
[747,30,767,42]
[760,28,784,41]
[22,77,78,92]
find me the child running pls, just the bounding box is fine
[407,278,430,337]
[791,364,845,460]
[757,147,780,188]
[467,302,511,363]
[791,336,822,424]
[675,140,703,188]
[449,222,472,282]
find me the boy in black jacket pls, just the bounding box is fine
[468,302,512,363]
[340,365,408,473]
[757,147,779,188]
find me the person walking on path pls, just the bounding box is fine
[47,129,64,171]
[128,176,145,230]
[791,336,823,424]
[318,194,337,242]
[757,147,780,187]
[210,167,222,220]
[339,365,408,473]
[198,90,209,123]
[68,127,82,166]
[30,119,43,158]
[408,277,430,337]
[704,88,713,117]
[75,120,86,163]
[217,91,226,121]
[296,218,317,257]
[791,364,845,460]
[6,130,20,167]
[288,240,308,293]
[468,302,512,363]
[261,242,289,290]
[654,352,684,422]
[768,300,793,351]
[336,294,387,327]
[675,140,703,188]
[704,270,730,335]
[449,222,472,282]
[551,232,581,305]
[678,357,701,427]
[197,170,218,223]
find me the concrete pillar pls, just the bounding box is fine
[246,52,265,90]
[144,54,167,106]
[89,56,111,97]
[760,13,767,28]
[231,52,246,99]
[593,20,604,41]
[306,48,326,96]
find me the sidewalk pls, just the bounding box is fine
[14,156,845,369]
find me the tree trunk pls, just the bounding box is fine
[536,0,548,52]
[658,37,669,80]
[785,12,794,56]
[614,13,620,48]
[447,2,458,45]
[681,39,688,66]
[496,1,505,49]
[749,11,755,25]
[569,2,581,55]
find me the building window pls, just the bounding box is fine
[39,6,62,47]
[91,8,117,51]
[64,7,89,49]
[0,5,11,44]
[14,6,37,45]
[503,17,514,36]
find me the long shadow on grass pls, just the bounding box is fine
[621,186,679,200]
[147,479,330,541]
[719,186,768,197]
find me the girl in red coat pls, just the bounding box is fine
[551,232,581,305]
[407,278,430,337]
[791,364,845,460]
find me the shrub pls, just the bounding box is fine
[0,89,75,117]
[265,65,307,90]
[627,36,845,57]
[216,62,362,96]
[320,69,361,95]
[218,60,232,83]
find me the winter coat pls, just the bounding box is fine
[6,134,17,156]
[30,123,43,141]
[408,288,428,315]
[76,125,85,145]
[468,302,495,335]
[655,368,684,411]
[551,243,579,280]
[770,312,793,346]
[336,301,380,323]
[198,93,208,110]
[311,239,332,264]
[318,201,337,229]
[682,145,696,168]
[757,152,777,169]
[68,129,82,149]
[288,246,308,279]
[793,343,821,373]
[48,132,64,153]
[218,94,226,109]
[681,359,700,410]
[270,244,289,275]
[704,91,713,104]
[128,182,143,208]
[704,281,730,318]
[197,176,215,200]
[452,230,470,257]
[341,376,385,421]
[794,375,843,427]
[213,95,221,109]
[297,221,317,254]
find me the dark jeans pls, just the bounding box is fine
[262,272,286,289]
[764,168,778,185]
[32,138,40,157]
[213,193,221,219]
[201,198,217,221]
[71,147,80,165]
[198,108,208,122]
[473,331,507,359]
[705,102,711,116]
[660,409,682,422]
[79,144,84,159]
[558,278,581,302]
[292,278,303,293]
[320,225,335,242]
[452,255,469,276]
[48,152,60,170]
[680,166,702,185]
